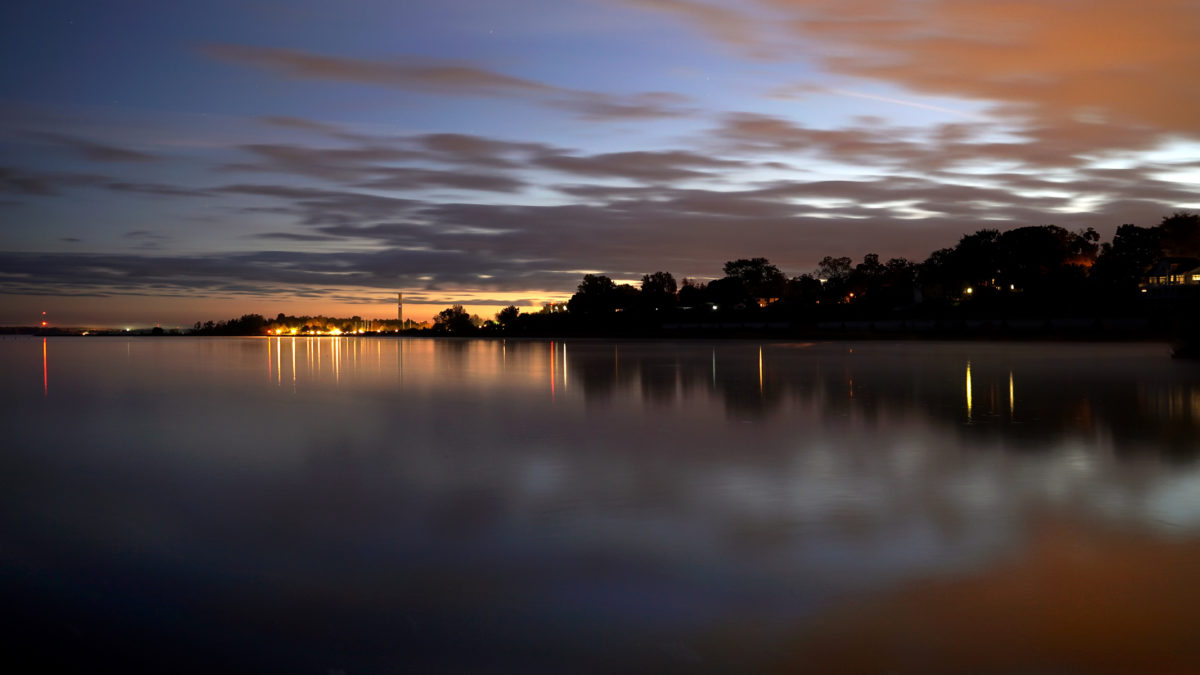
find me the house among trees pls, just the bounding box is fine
[1144,258,1200,287]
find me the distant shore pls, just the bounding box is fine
[3,317,1181,344]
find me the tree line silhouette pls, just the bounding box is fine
[190,212,1200,338]
[479,212,1200,337]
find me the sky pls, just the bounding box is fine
[2,0,1199,327]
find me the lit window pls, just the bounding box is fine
[1193,274,1200,282]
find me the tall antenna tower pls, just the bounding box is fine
[397,292,403,327]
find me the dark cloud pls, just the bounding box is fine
[255,232,345,242]
[203,44,555,96]
[218,184,426,226]
[259,115,355,136]
[0,168,214,201]
[547,91,696,120]
[32,132,157,162]
[415,133,553,169]
[0,167,58,195]
[532,149,748,183]
[2,165,1181,306]
[356,168,525,193]
[222,143,426,181]
[203,44,693,120]
[103,182,213,198]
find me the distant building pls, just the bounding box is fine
[1144,258,1200,287]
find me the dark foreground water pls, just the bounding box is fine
[3,336,1200,673]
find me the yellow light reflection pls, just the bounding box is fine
[276,336,282,385]
[758,345,764,395]
[1009,370,1014,418]
[42,337,48,398]
[966,361,973,420]
[291,337,297,386]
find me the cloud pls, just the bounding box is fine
[708,111,1186,172]
[623,0,1200,150]
[203,44,555,96]
[218,184,425,226]
[224,142,430,181]
[220,130,551,188]
[103,182,213,198]
[1,168,209,199]
[415,133,549,169]
[356,168,526,194]
[223,127,761,191]
[0,167,58,195]
[547,91,696,120]
[2,165,1182,307]
[203,43,693,120]
[0,167,110,196]
[32,132,157,162]
[532,149,749,183]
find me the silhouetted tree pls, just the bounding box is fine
[496,305,520,327]
[433,305,475,333]
[817,256,853,281]
[677,278,707,308]
[816,256,854,302]
[722,257,787,302]
[1159,211,1200,257]
[1094,224,1162,292]
[640,271,677,311]
[568,274,619,316]
[614,283,641,312]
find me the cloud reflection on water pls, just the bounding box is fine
[4,337,1200,671]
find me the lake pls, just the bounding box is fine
[3,336,1200,673]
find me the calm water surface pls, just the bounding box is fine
[3,336,1200,673]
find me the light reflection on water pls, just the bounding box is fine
[4,336,1200,672]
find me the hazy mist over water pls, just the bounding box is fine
[4,337,1200,672]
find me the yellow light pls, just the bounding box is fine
[965,287,973,294]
